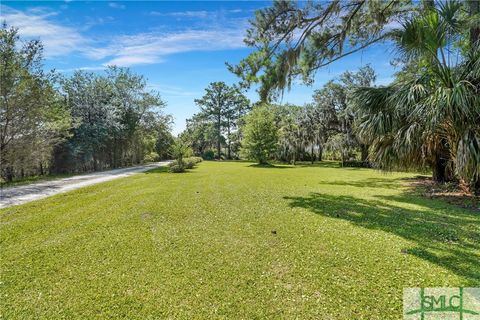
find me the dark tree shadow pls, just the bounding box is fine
[248,163,294,169]
[144,166,170,174]
[284,192,480,284]
[316,177,406,189]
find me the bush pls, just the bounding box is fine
[190,157,203,164]
[144,152,159,163]
[169,163,185,173]
[168,157,202,172]
[184,158,196,169]
[342,161,372,168]
[182,157,203,169]
[202,150,215,160]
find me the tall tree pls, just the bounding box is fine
[195,82,232,159]
[180,114,218,157]
[241,105,278,164]
[354,2,480,187]
[194,82,249,159]
[0,25,71,181]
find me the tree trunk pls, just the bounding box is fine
[318,146,323,162]
[360,144,369,162]
[311,145,315,164]
[227,121,231,160]
[432,153,449,183]
[93,155,98,171]
[4,166,14,182]
[217,115,221,160]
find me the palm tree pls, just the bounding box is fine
[354,1,480,189]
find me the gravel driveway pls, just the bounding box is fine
[0,161,170,209]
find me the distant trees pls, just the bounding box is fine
[311,66,376,163]
[241,105,278,164]
[269,66,376,165]
[0,25,71,182]
[0,24,173,182]
[180,113,218,159]
[234,65,375,165]
[53,67,170,173]
[188,82,250,159]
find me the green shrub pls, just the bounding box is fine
[168,157,201,172]
[182,157,202,169]
[190,157,203,164]
[184,159,195,169]
[342,161,372,168]
[202,150,215,160]
[144,152,159,163]
[169,163,185,173]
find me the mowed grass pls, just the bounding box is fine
[1,162,479,319]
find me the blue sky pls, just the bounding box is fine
[2,1,397,134]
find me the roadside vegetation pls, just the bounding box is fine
[0,25,173,184]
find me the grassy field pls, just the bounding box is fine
[1,161,479,319]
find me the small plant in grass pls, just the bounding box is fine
[169,163,185,173]
[183,158,196,169]
[179,157,203,170]
[168,140,193,173]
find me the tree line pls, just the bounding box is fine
[181,66,376,165]
[0,25,173,183]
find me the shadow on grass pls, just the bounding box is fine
[144,166,170,174]
[317,177,408,189]
[246,161,372,170]
[284,192,480,284]
[248,163,294,169]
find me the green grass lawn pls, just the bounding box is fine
[1,162,479,319]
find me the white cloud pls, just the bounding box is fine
[1,5,88,58]
[56,66,107,73]
[150,10,209,18]
[96,29,247,67]
[108,2,125,10]
[1,5,247,67]
[147,84,198,97]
